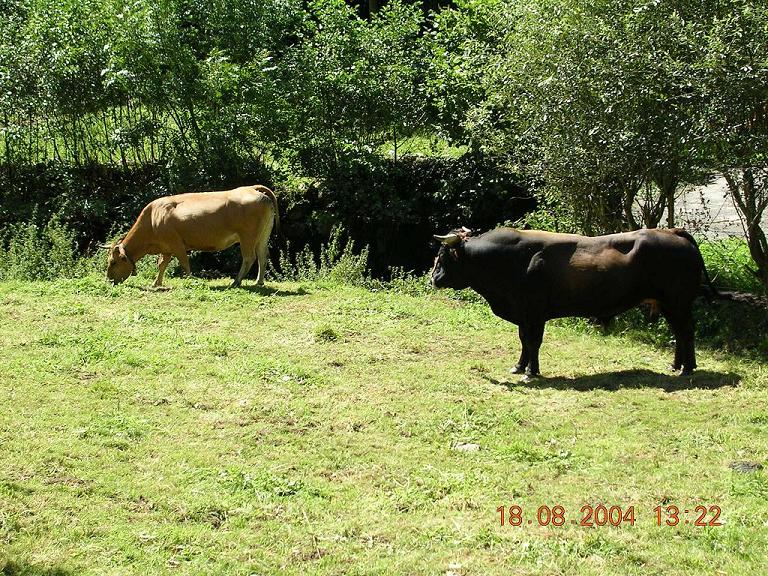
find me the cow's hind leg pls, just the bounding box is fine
[154,253,172,287]
[175,250,191,277]
[678,311,696,375]
[662,305,696,375]
[511,324,529,374]
[254,214,274,286]
[232,237,257,288]
[524,321,545,377]
[255,237,270,286]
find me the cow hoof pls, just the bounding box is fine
[680,368,694,377]
[521,373,540,383]
[510,364,526,374]
[670,364,681,372]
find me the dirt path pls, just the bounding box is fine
[678,175,767,238]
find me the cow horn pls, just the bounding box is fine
[97,243,111,249]
[460,226,471,234]
[434,233,462,246]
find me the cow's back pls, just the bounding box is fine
[464,227,703,320]
[546,229,701,315]
[148,186,274,252]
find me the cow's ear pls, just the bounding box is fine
[117,244,127,260]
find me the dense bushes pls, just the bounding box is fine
[0,217,87,281]
[283,152,533,275]
[0,152,532,277]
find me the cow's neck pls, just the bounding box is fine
[120,219,151,264]
[469,272,524,324]
[472,280,506,308]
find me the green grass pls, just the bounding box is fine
[0,275,767,575]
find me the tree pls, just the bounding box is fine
[452,0,709,234]
[274,0,427,174]
[700,1,768,289]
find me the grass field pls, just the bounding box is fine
[1,275,767,575]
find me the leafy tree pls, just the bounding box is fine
[456,0,712,234]
[700,1,768,289]
[424,0,507,145]
[274,0,427,174]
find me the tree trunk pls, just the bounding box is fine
[652,166,678,228]
[723,167,768,291]
[666,190,675,228]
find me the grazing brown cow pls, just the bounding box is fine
[106,185,279,288]
[431,226,715,378]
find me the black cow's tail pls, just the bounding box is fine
[672,229,719,298]
[673,228,767,306]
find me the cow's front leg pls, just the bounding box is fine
[511,324,529,374]
[154,253,172,287]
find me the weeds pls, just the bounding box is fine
[0,216,98,281]
[272,225,370,286]
[700,237,764,294]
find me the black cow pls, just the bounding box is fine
[431,226,711,378]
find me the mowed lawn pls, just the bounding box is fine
[0,276,766,575]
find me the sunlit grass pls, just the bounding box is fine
[0,275,766,575]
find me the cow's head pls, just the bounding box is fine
[431,227,472,290]
[105,242,135,284]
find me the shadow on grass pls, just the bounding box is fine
[483,369,740,393]
[1,560,73,576]
[133,283,308,296]
[209,284,309,296]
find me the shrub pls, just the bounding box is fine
[0,217,88,281]
[272,226,370,286]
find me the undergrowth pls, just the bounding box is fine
[270,225,369,286]
[699,237,764,294]
[0,217,100,280]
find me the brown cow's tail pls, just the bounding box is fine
[259,185,281,238]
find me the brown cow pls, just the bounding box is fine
[106,185,279,288]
